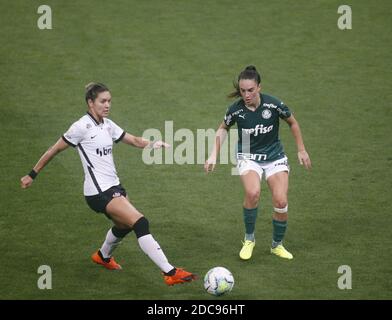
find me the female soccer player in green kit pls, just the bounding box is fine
[205,66,311,260]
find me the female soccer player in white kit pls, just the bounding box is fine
[20,83,196,286]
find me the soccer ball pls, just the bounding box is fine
[204,267,234,296]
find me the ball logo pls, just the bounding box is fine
[262,109,272,119]
[204,266,234,296]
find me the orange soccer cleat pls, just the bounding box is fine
[91,250,122,270]
[163,268,198,286]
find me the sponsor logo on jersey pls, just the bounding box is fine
[242,124,273,136]
[261,109,272,119]
[225,109,244,124]
[112,192,121,198]
[96,147,112,156]
[237,152,267,161]
[263,102,289,117]
[263,103,278,109]
[232,109,244,116]
[224,114,232,125]
[278,108,290,117]
[274,159,288,167]
[86,124,92,129]
[238,114,246,119]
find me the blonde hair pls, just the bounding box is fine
[85,82,109,103]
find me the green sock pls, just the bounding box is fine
[243,207,258,241]
[272,219,287,247]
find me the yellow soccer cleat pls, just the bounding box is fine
[239,240,255,260]
[270,244,293,260]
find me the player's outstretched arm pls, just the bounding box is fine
[204,122,229,173]
[121,132,170,149]
[20,137,70,189]
[284,115,311,170]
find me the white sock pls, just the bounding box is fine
[137,234,174,273]
[100,228,122,258]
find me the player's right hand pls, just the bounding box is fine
[20,175,33,189]
[204,157,216,173]
[151,140,171,149]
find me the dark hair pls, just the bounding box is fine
[85,82,110,104]
[228,65,261,98]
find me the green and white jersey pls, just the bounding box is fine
[224,93,291,163]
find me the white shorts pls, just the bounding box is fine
[237,156,290,181]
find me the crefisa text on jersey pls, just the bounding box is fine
[242,124,273,136]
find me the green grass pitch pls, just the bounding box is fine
[0,0,391,300]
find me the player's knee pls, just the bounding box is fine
[246,190,260,204]
[133,216,150,238]
[111,226,132,238]
[273,197,287,208]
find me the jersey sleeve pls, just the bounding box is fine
[277,100,292,119]
[62,121,85,147]
[223,105,237,127]
[107,119,126,143]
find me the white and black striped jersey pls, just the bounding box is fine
[62,112,125,196]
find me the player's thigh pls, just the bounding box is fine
[106,196,144,228]
[267,171,289,205]
[237,160,262,179]
[240,170,262,197]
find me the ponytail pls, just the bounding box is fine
[228,65,261,98]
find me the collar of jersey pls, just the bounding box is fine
[86,112,103,126]
[243,93,264,112]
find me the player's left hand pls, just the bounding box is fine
[298,150,311,169]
